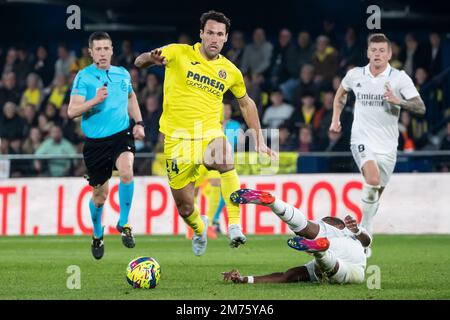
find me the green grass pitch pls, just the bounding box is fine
[1,235,449,300]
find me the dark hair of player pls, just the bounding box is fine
[367,33,391,49]
[200,10,231,34]
[88,31,112,48]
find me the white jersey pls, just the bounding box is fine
[341,64,420,154]
[316,220,366,270]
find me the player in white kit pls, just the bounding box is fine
[223,189,371,285]
[329,34,425,247]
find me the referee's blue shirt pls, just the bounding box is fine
[71,64,133,138]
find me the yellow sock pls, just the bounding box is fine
[220,169,241,225]
[183,206,205,236]
[207,184,221,224]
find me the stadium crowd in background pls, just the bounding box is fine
[0,23,449,177]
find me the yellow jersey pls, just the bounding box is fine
[159,43,246,139]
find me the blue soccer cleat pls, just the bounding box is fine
[230,188,275,205]
[287,236,330,253]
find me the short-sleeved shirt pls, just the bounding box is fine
[341,64,420,154]
[71,64,132,138]
[159,43,247,139]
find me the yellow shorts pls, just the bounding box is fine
[164,135,224,189]
[194,165,221,188]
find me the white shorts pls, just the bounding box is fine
[350,143,397,187]
[304,221,366,284]
[305,257,365,285]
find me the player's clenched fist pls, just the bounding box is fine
[329,120,342,133]
[94,86,108,104]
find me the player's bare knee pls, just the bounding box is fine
[177,202,195,218]
[215,163,234,173]
[365,176,380,186]
[120,171,133,183]
[93,193,107,207]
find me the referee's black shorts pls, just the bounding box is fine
[83,128,136,187]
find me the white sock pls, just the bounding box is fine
[268,199,307,233]
[360,183,380,235]
[314,250,337,273]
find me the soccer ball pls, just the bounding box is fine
[126,256,161,289]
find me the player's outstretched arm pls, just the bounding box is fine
[67,87,107,119]
[134,49,167,68]
[329,84,348,133]
[222,266,310,284]
[237,94,278,160]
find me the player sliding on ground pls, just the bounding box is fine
[223,189,371,284]
[135,11,276,256]
[330,33,425,257]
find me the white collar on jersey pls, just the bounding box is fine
[364,63,392,78]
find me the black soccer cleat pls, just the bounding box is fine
[91,237,104,260]
[117,223,136,248]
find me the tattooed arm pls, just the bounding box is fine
[384,88,426,115]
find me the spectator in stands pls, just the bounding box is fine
[0,71,21,106]
[21,104,38,137]
[292,31,314,77]
[322,20,338,48]
[54,43,75,78]
[312,35,339,86]
[289,90,317,133]
[339,27,363,71]
[129,67,140,92]
[139,73,162,105]
[312,89,334,147]
[291,64,318,107]
[45,74,69,109]
[320,130,347,152]
[57,103,81,145]
[390,41,403,70]
[241,28,273,77]
[22,127,42,154]
[400,33,428,77]
[414,67,440,126]
[297,125,315,153]
[117,40,137,70]
[20,73,43,108]
[398,110,416,152]
[278,124,297,152]
[15,46,33,89]
[34,124,76,177]
[32,45,54,87]
[428,32,442,78]
[8,138,29,177]
[281,31,315,102]
[226,31,246,69]
[262,88,294,129]
[142,95,162,151]
[43,102,61,124]
[71,46,91,72]
[1,48,17,77]
[270,28,297,87]
[37,113,52,138]
[0,102,25,142]
[223,101,242,151]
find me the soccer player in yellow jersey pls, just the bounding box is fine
[135,10,276,256]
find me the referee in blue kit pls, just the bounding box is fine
[68,32,145,260]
